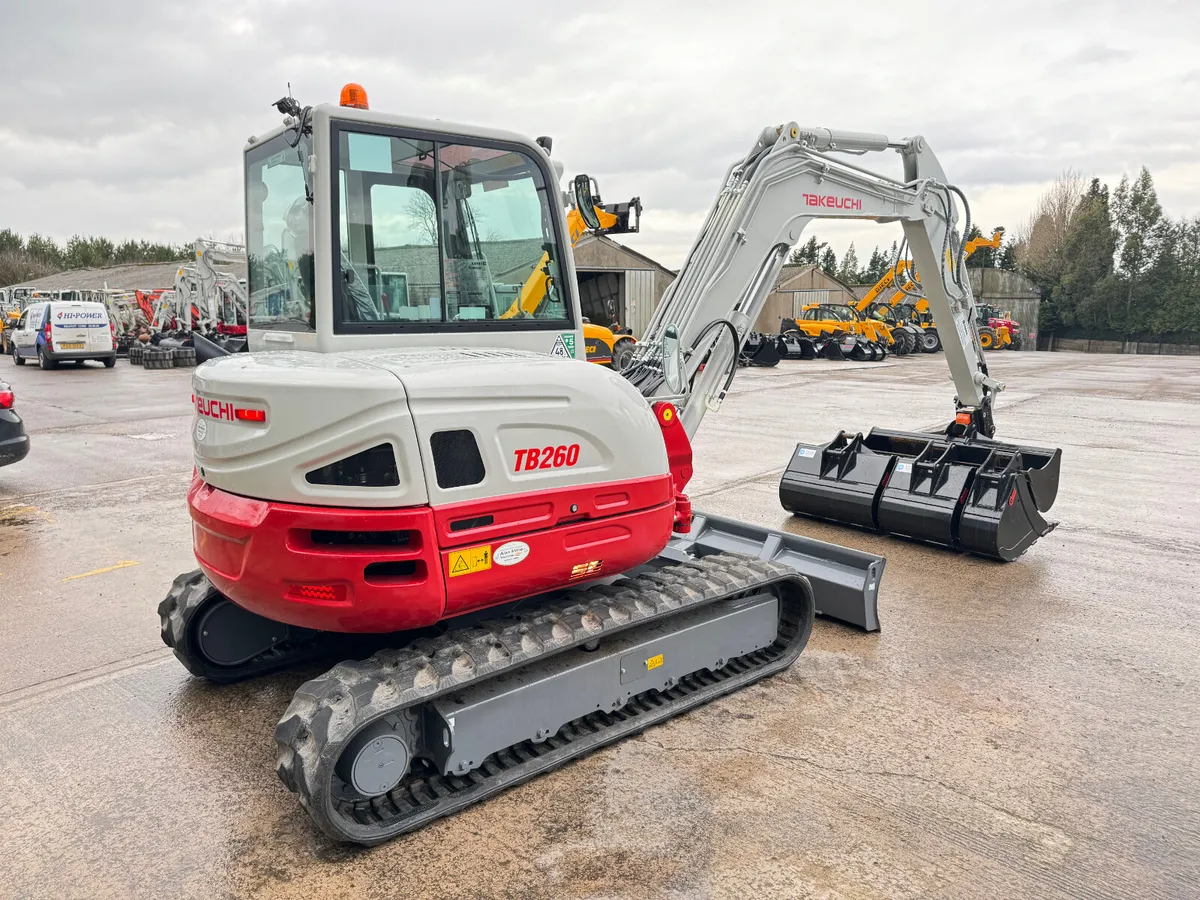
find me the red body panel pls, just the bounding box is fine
[188,473,675,633]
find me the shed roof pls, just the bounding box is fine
[774,264,858,296]
[573,234,677,276]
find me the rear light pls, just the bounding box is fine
[0,390,13,410]
[44,320,51,340]
[288,583,345,603]
[570,559,604,580]
[234,407,266,423]
[109,319,116,339]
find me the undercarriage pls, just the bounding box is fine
[161,512,881,844]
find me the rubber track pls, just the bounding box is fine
[158,570,341,683]
[274,552,814,844]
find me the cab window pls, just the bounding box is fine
[333,124,569,332]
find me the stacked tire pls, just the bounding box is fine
[173,347,196,367]
[143,348,173,370]
[129,344,145,365]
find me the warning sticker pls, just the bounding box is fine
[448,544,492,578]
[795,447,816,459]
[550,332,577,359]
[895,462,912,474]
[646,653,664,671]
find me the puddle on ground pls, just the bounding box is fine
[0,505,52,528]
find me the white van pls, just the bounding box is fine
[10,301,117,369]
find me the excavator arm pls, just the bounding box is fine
[619,124,1000,438]
[193,239,249,332]
[605,126,1058,560]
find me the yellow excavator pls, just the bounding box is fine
[503,179,641,369]
[864,229,1004,352]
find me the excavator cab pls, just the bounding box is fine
[243,101,585,358]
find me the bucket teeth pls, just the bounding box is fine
[779,427,1061,561]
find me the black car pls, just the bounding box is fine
[0,381,30,467]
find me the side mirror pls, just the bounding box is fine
[572,175,602,231]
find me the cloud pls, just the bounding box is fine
[1,0,1198,268]
[1059,43,1134,66]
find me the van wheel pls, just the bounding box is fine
[103,355,117,368]
[12,344,24,366]
[38,346,57,370]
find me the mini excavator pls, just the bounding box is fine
[160,87,1059,844]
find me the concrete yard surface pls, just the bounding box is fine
[0,351,1197,899]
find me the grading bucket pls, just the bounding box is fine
[779,426,1061,561]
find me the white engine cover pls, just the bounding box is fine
[191,347,669,508]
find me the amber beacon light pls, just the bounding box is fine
[339,83,369,109]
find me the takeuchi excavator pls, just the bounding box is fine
[159,86,1060,845]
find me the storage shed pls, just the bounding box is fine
[571,234,677,338]
[753,265,859,333]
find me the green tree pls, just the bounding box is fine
[788,235,826,266]
[1050,179,1116,331]
[819,246,838,277]
[23,233,62,266]
[838,243,860,283]
[1146,218,1200,336]
[0,229,187,287]
[862,245,890,283]
[0,229,23,254]
[1111,167,1165,335]
[998,242,1017,271]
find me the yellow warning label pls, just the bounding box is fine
[448,545,492,578]
[646,653,664,671]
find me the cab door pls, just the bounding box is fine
[14,306,40,356]
[10,311,29,355]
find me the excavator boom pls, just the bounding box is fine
[621,126,1001,438]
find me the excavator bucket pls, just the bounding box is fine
[740,333,782,367]
[778,426,1061,561]
[820,337,848,360]
[847,336,872,361]
[780,332,817,360]
[192,332,247,363]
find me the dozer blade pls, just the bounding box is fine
[779,427,1061,561]
[664,510,883,631]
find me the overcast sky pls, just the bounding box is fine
[2,0,1197,269]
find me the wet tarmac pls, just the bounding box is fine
[0,351,1197,899]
